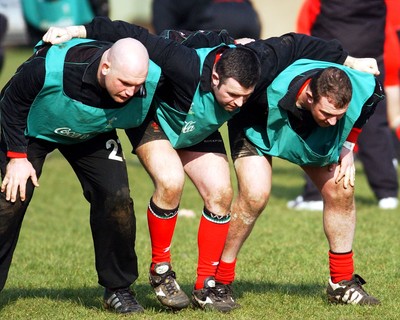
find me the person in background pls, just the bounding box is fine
[385,0,400,160]
[20,0,109,46]
[152,0,261,39]
[0,13,7,73]
[288,0,399,211]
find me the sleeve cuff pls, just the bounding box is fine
[343,141,355,151]
[346,127,362,143]
[7,151,28,158]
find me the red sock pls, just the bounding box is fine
[195,209,230,290]
[147,201,178,265]
[329,250,354,283]
[215,259,236,284]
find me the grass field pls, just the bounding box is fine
[0,47,400,320]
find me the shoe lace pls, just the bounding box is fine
[216,283,239,305]
[206,286,225,302]
[115,288,140,307]
[346,275,369,296]
[161,271,181,296]
[214,283,231,298]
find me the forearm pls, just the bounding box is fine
[1,60,44,157]
[84,17,199,74]
[280,33,348,65]
[164,30,234,48]
[65,25,87,39]
[84,17,150,44]
[1,102,30,157]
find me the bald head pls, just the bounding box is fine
[108,38,149,80]
[99,38,150,102]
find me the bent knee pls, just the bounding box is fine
[104,186,132,208]
[238,188,270,213]
[322,183,354,204]
[156,179,184,201]
[203,184,234,214]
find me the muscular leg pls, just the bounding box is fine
[137,139,185,210]
[180,151,233,216]
[180,150,233,288]
[303,165,380,304]
[136,139,185,265]
[303,164,355,283]
[303,165,355,253]
[127,125,190,309]
[215,155,272,284]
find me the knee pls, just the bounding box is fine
[104,186,133,211]
[322,183,354,208]
[102,187,135,229]
[203,182,234,214]
[154,174,185,202]
[0,193,26,234]
[237,187,270,215]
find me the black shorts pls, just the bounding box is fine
[228,123,259,161]
[125,115,227,154]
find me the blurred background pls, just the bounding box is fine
[0,0,303,47]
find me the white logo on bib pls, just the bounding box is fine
[182,121,196,133]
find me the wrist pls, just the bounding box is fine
[343,141,355,151]
[66,25,86,39]
[343,55,355,69]
[7,151,27,158]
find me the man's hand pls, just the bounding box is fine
[344,56,380,76]
[1,158,39,202]
[331,145,356,189]
[42,25,87,44]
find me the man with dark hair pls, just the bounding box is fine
[289,0,399,211]
[309,68,352,110]
[214,60,383,307]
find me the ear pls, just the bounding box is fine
[211,68,220,88]
[306,89,313,104]
[101,62,110,76]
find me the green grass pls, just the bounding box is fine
[1,47,400,320]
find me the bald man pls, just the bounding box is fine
[0,38,161,313]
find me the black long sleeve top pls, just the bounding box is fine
[0,40,124,156]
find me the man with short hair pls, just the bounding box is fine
[0,37,160,314]
[289,0,399,211]
[214,60,382,307]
